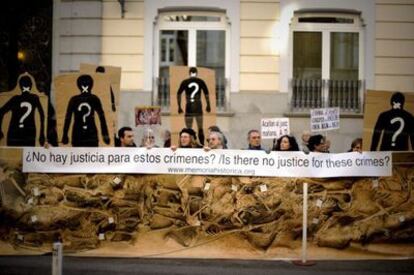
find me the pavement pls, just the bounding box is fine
[1,256,414,275]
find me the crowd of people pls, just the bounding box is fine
[115,125,363,153]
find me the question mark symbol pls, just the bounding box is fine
[384,156,390,166]
[19,102,32,128]
[390,117,404,147]
[210,154,216,164]
[188,82,199,103]
[78,103,92,129]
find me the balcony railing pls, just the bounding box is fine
[155,76,227,112]
[290,78,363,113]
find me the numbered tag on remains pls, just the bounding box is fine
[27,197,34,205]
[98,233,105,240]
[17,234,24,241]
[312,218,319,224]
[204,183,211,191]
[372,179,379,188]
[113,177,122,185]
[231,184,238,192]
[31,215,38,223]
[108,217,114,224]
[316,199,323,208]
[259,184,268,192]
[33,187,40,197]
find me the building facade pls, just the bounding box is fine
[4,0,414,151]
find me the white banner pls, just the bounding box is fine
[310,107,340,132]
[23,148,392,178]
[261,118,290,139]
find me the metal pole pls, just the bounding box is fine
[301,182,308,264]
[52,241,63,275]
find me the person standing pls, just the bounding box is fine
[117,127,136,147]
[205,131,224,150]
[272,135,299,151]
[246,129,264,150]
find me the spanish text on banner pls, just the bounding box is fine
[23,148,392,178]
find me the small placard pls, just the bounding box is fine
[33,187,40,197]
[31,215,38,223]
[260,184,268,192]
[312,218,319,224]
[113,177,122,185]
[204,183,211,191]
[231,184,238,192]
[372,179,379,188]
[310,107,340,132]
[316,199,323,208]
[98,233,105,240]
[108,217,114,224]
[17,234,24,241]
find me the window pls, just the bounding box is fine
[290,11,364,113]
[154,11,229,111]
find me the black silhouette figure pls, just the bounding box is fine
[0,75,45,146]
[95,66,116,112]
[177,67,211,145]
[62,75,110,147]
[371,92,414,151]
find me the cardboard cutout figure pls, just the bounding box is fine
[370,92,414,151]
[80,64,121,112]
[95,66,116,112]
[363,90,414,151]
[176,67,211,145]
[80,64,121,140]
[61,75,110,147]
[170,66,216,146]
[0,75,45,146]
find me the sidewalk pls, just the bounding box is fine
[1,256,413,275]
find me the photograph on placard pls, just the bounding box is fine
[0,73,48,147]
[135,106,161,126]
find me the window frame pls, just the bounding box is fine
[289,11,365,112]
[153,11,230,111]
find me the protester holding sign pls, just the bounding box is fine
[117,127,136,147]
[208,125,228,149]
[140,128,158,148]
[171,128,202,150]
[308,134,326,153]
[272,135,299,151]
[246,129,265,150]
[205,131,224,150]
[348,138,362,153]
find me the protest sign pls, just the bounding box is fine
[261,118,290,139]
[0,73,48,147]
[363,90,414,151]
[310,107,340,132]
[169,66,216,146]
[23,147,392,178]
[135,106,161,126]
